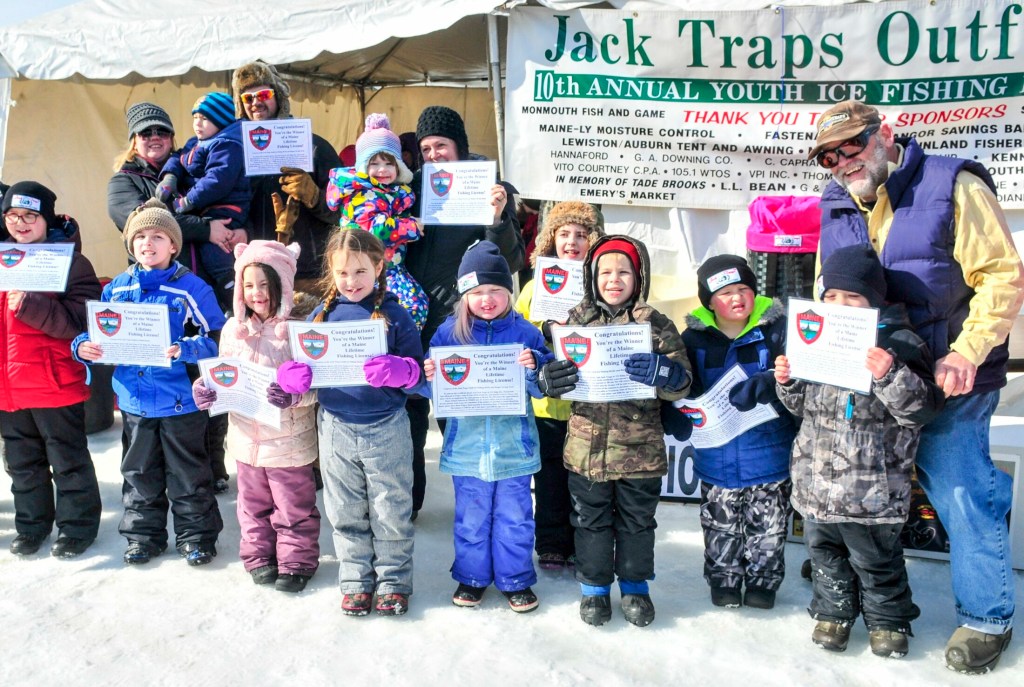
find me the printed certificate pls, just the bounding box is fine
[551,323,655,402]
[241,118,314,175]
[530,256,585,322]
[419,160,497,226]
[430,344,526,418]
[671,365,778,449]
[287,320,386,388]
[785,297,879,393]
[0,243,74,292]
[86,301,172,367]
[199,357,281,430]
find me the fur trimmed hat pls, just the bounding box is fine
[416,106,469,161]
[2,180,59,229]
[232,240,300,336]
[123,198,182,256]
[696,254,758,308]
[356,113,413,184]
[231,60,291,120]
[192,92,235,131]
[457,240,513,295]
[126,102,174,139]
[531,200,603,266]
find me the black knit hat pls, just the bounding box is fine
[126,102,174,139]
[697,254,758,308]
[457,240,513,295]
[2,180,58,228]
[416,106,469,160]
[819,244,887,308]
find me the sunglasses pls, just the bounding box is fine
[815,126,879,169]
[137,128,172,139]
[241,88,275,106]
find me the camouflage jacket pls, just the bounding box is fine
[562,235,690,482]
[777,304,944,524]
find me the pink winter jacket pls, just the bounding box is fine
[219,315,317,468]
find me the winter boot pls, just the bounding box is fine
[503,588,539,613]
[812,621,852,652]
[376,593,410,616]
[179,541,217,567]
[452,583,487,608]
[580,584,613,626]
[123,541,162,565]
[10,532,47,556]
[869,628,910,658]
[619,580,655,627]
[538,552,566,570]
[710,586,742,608]
[51,536,94,559]
[249,564,279,585]
[944,627,1013,674]
[276,573,311,593]
[341,593,373,616]
[743,587,776,610]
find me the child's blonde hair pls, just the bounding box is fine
[314,228,389,325]
[452,285,513,344]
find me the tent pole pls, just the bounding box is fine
[487,14,504,179]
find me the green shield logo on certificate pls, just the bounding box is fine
[797,310,824,344]
[96,309,122,336]
[440,355,471,386]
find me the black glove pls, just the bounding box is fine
[660,403,693,441]
[728,370,777,412]
[537,359,578,397]
[623,353,688,390]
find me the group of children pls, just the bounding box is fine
[2,110,945,656]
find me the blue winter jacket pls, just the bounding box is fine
[162,120,250,220]
[312,291,424,425]
[682,297,795,488]
[73,263,225,417]
[429,310,552,481]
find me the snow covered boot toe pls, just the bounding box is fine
[452,583,486,608]
[869,629,909,658]
[341,593,373,616]
[812,621,852,652]
[579,595,612,626]
[376,593,409,616]
[503,587,539,613]
[621,593,656,627]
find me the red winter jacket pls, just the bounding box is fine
[0,216,101,411]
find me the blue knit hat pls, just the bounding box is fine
[192,92,235,131]
[356,113,412,184]
[457,240,513,295]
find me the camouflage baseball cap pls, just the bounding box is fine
[807,101,882,160]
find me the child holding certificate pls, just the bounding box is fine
[774,245,944,658]
[513,201,604,570]
[191,240,320,593]
[424,240,552,613]
[681,255,796,611]
[0,181,103,558]
[537,235,690,628]
[325,113,427,330]
[293,228,423,616]
[73,199,225,567]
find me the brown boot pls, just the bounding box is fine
[812,621,851,652]
[868,629,909,658]
[944,627,1012,674]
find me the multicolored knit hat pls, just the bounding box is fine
[192,92,235,131]
[356,113,412,184]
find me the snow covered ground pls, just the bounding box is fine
[0,418,1021,687]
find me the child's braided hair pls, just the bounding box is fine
[313,228,389,327]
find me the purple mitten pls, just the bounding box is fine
[363,355,420,389]
[277,361,313,394]
[192,378,217,410]
[267,382,297,409]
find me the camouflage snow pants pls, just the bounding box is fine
[699,479,791,591]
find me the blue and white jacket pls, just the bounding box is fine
[73,263,225,417]
[429,310,552,482]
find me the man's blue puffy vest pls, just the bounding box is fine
[819,137,1008,393]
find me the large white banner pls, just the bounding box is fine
[506,1,1024,209]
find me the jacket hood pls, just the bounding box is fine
[686,296,783,335]
[580,234,651,316]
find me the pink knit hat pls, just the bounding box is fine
[355,113,413,184]
[232,240,300,336]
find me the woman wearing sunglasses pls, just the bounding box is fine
[231,61,341,296]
